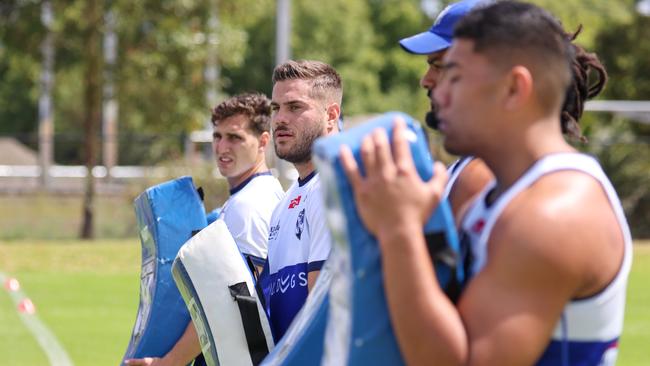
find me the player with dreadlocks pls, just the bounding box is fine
[342,2,631,364]
[399,0,609,219]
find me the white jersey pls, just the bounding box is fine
[443,156,474,199]
[459,153,632,366]
[266,171,332,341]
[219,172,284,266]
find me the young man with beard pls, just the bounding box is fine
[127,93,284,366]
[265,60,342,341]
[342,2,631,365]
[399,0,493,218]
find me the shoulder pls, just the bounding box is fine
[450,158,494,219]
[490,170,625,296]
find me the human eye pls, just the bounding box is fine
[228,134,243,142]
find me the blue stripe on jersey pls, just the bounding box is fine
[307,260,325,272]
[535,338,619,366]
[268,262,310,340]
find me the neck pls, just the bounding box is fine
[294,160,316,180]
[480,116,575,196]
[227,158,268,189]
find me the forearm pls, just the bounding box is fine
[378,224,467,366]
[163,321,202,365]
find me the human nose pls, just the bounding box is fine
[420,67,438,91]
[433,78,449,110]
[214,138,228,154]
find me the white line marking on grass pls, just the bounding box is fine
[1,271,74,366]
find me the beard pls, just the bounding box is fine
[274,123,324,164]
[424,89,440,130]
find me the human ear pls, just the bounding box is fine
[326,103,341,132]
[504,66,533,110]
[259,131,270,151]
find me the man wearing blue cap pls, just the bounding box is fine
[343,1,630,365]
[400,0,494,218]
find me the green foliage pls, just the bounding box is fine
[584,11,650,237]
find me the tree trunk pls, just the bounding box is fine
[80,0,102,240]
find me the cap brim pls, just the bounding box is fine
[399,31,452,55]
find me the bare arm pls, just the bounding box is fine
[340,119,594,365]
[125,321,201,366]
[307,270,320,291]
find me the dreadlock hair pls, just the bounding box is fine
[211,93,271,136]
[561,25,608,142]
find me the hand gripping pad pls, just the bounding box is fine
[313,112,463,365]
[121,176,208,364]
[172,219,274,366]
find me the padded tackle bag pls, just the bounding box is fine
[121,176,208,364]
[172,219,274,366]
[313,112,464,365]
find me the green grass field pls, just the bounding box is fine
[0,240,649,365]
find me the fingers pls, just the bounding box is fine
[359,133,377,177]
[392,117,417,174]
[340,145,362,190]
[427,161,449,198]
[371,128,393,174]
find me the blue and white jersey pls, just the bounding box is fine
[459,153,632,366]
[219,172,284,266]
[266,171,331,341]
[443,155,474,199]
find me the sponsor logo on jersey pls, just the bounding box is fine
[288,195,302,209]
[269,271,308,295]
[471,219,485,234]
[295,208,305,240]
[269,224,280,240]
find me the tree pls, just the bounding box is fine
[589,12,650,237]
[79,0,102,239]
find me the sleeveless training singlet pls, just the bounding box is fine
[266,172,332,341]
[219,172,284,266]
[459,153,632,366]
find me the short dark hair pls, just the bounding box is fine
[454,1,572,112]
[211,93,271,135]
[272,60,343,105]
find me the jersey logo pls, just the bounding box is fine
[471,219,485,234]
[269,224,280,241]
[280,274,291,293]
[288,195,302,209]
[295,208,305,240]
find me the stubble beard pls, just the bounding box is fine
[274,123,324,164]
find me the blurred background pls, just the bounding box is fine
[0,0,648,239]
[0,0,648,364]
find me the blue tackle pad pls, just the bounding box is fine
[312,112,463,365]
[121,176,208,364]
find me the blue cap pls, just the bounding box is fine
[399,0,489,55]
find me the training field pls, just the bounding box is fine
[1,240,649,365]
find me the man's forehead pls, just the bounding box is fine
[214,114,249,131]
[443,39,475,63]
[427,49,447,62]
[271,79,312,103]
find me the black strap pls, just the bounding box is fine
[424,231,463,303]
[196,186,205,201]
[228,282,269,365]
[244,255,261,282]
[254,261,269,311]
